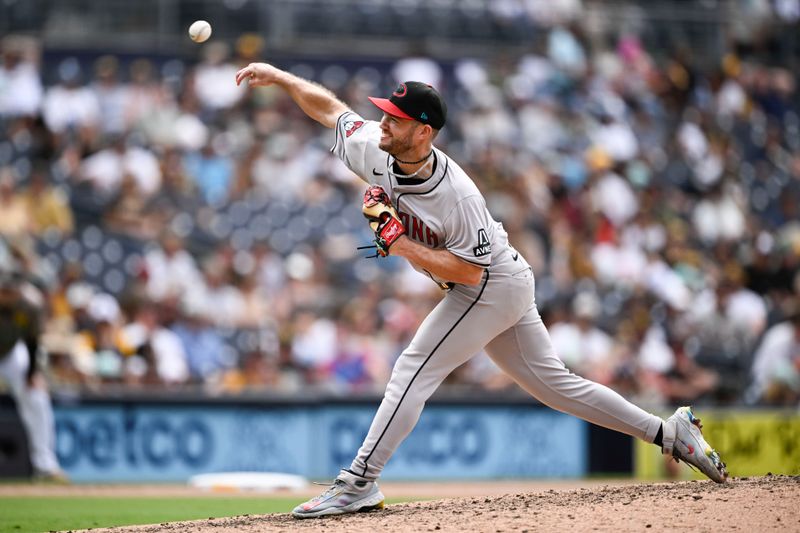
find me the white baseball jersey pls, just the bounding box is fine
[333,111,520,286]
[329,110,662,481]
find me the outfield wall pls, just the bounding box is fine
[635,409,800,480]
[52,398,590,483]
[3,395,797,482]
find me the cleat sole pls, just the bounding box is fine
[358,501,385,513]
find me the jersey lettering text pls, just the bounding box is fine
[399,211,440,247]
[425,226,439,248]
[412,217,424,242]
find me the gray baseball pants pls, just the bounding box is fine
[0,341,61,474]
[350,266,662,479]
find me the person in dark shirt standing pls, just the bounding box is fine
[0,263,66,481]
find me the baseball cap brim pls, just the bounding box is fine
[368,97,415,121]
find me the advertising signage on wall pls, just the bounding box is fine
[54,403,587,482]
[635,410,800,479]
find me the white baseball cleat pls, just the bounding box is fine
[292,469,385,518]
[662,406,728,483]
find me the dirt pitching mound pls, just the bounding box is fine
[83,475,799,533]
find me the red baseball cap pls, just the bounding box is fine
[369,81,447,130]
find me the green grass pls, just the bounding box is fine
[0,496,413,533]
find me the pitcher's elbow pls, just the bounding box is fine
[463,267,484,286]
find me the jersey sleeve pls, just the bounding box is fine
[442,195,494,268]
[331,111,384,183]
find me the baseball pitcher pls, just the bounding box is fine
[235,64,728,518]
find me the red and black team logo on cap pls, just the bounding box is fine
[368,81,447,130]
[345,120,364,138]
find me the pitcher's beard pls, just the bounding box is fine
[379,135,414,157]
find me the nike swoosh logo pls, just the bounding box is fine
[372,168,383,176]
[512,252,519,261]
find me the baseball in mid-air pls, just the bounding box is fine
[188,20,212,43]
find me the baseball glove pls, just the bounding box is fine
[361,185,405,257]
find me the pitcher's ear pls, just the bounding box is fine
[417,123,433,140]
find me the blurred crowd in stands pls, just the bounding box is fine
[0,4,799,408]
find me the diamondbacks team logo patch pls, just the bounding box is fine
[345,120,364,137]
[473,228,491,257]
